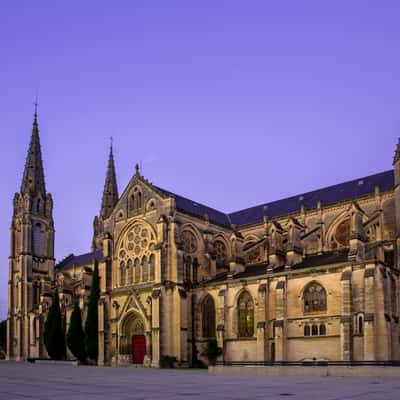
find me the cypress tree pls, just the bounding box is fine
[44,288,66,360]
[67,302,86,363]
[84,261,100,363]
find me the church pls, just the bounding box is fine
[7,110,400,366]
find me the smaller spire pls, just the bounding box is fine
[100,140,119,219]
[393,138,400,165]
[20,103,46,196]
[135,162,140,175]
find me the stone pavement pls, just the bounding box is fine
[1,361,400,400]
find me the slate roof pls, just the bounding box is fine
[56,250,103,271]
[204,250,350,283]
[156,187,232,227]
[228,170,394,226]
[158,170,393,228]
[58,170,392,273]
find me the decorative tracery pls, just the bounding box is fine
[331,219,350,248]
[214,240,227,263]
[117,223,156,286]
[238,291,254,337]
[303,282,327,313]
[182,230,198,254]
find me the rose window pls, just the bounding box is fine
[118,224,156,262]
[182,231,197,254]
[214,240,227,262]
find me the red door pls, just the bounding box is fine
[132,335,146,364]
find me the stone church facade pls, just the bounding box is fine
[7,111,400,365]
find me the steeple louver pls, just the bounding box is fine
[20,108,46,196]
[100,142,119,219]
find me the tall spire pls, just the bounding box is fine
[20,104,46,196]
[100,139,119,219]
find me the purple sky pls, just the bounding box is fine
[1,1,399,319]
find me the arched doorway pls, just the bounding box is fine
[120,313,146,364]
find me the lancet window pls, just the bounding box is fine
[202,295,216,338]
[238,291,254,337]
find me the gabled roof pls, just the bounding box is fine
[157,170,394,228]
[156,187,232,227]
[56,250,103,271]
[228,170,394,226]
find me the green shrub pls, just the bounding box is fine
[201,338,222,366]
[67,302,87,363]
[0,320,6,353]
[160,355,177,368]
[44,289,66,360]
[0,345,6,360]
[84,262,100,363]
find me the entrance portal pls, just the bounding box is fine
[132,335,146,364]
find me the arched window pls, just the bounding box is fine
[149,254,155,281]
[304,325,310,336]
[33,223,42,256]
[127,259,133,285]
[134,258,140,282]
[138,191,142,209]
[238,291,254,337]
[303,282,327,313]
[214,240,227,264]
[142,256,148,281]
[33,281,40,307]
[202,295,216,338]
[129,194,135,211]
[331,219,350,249]
[193,258,198,283]
[319,324,326,336]
[184,256,192,282]
[120,261,126,286]
[358,315,363,335]
[311,324,318,336]
[391,278,397,315]
[36,198,41,214]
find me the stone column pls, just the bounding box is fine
[364,267,375,360]
[256,283,268,361]
[216,289,226,361]
[375,266,391,360]
[111,301,120,365]
[151,289,161,367]
[97,297,105,366]
[340,269,352,361]
[175,287,188,364]
[275,280,286,361]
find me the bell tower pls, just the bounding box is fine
[7,107,55,360]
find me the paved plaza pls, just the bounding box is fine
[1,362,400,400]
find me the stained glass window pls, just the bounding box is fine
[335,219,350,247]
[150,254,155,281]
[120,261,126,286]
[202,295,216,338]
[303,282,327,313]
[238,291,254,337]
